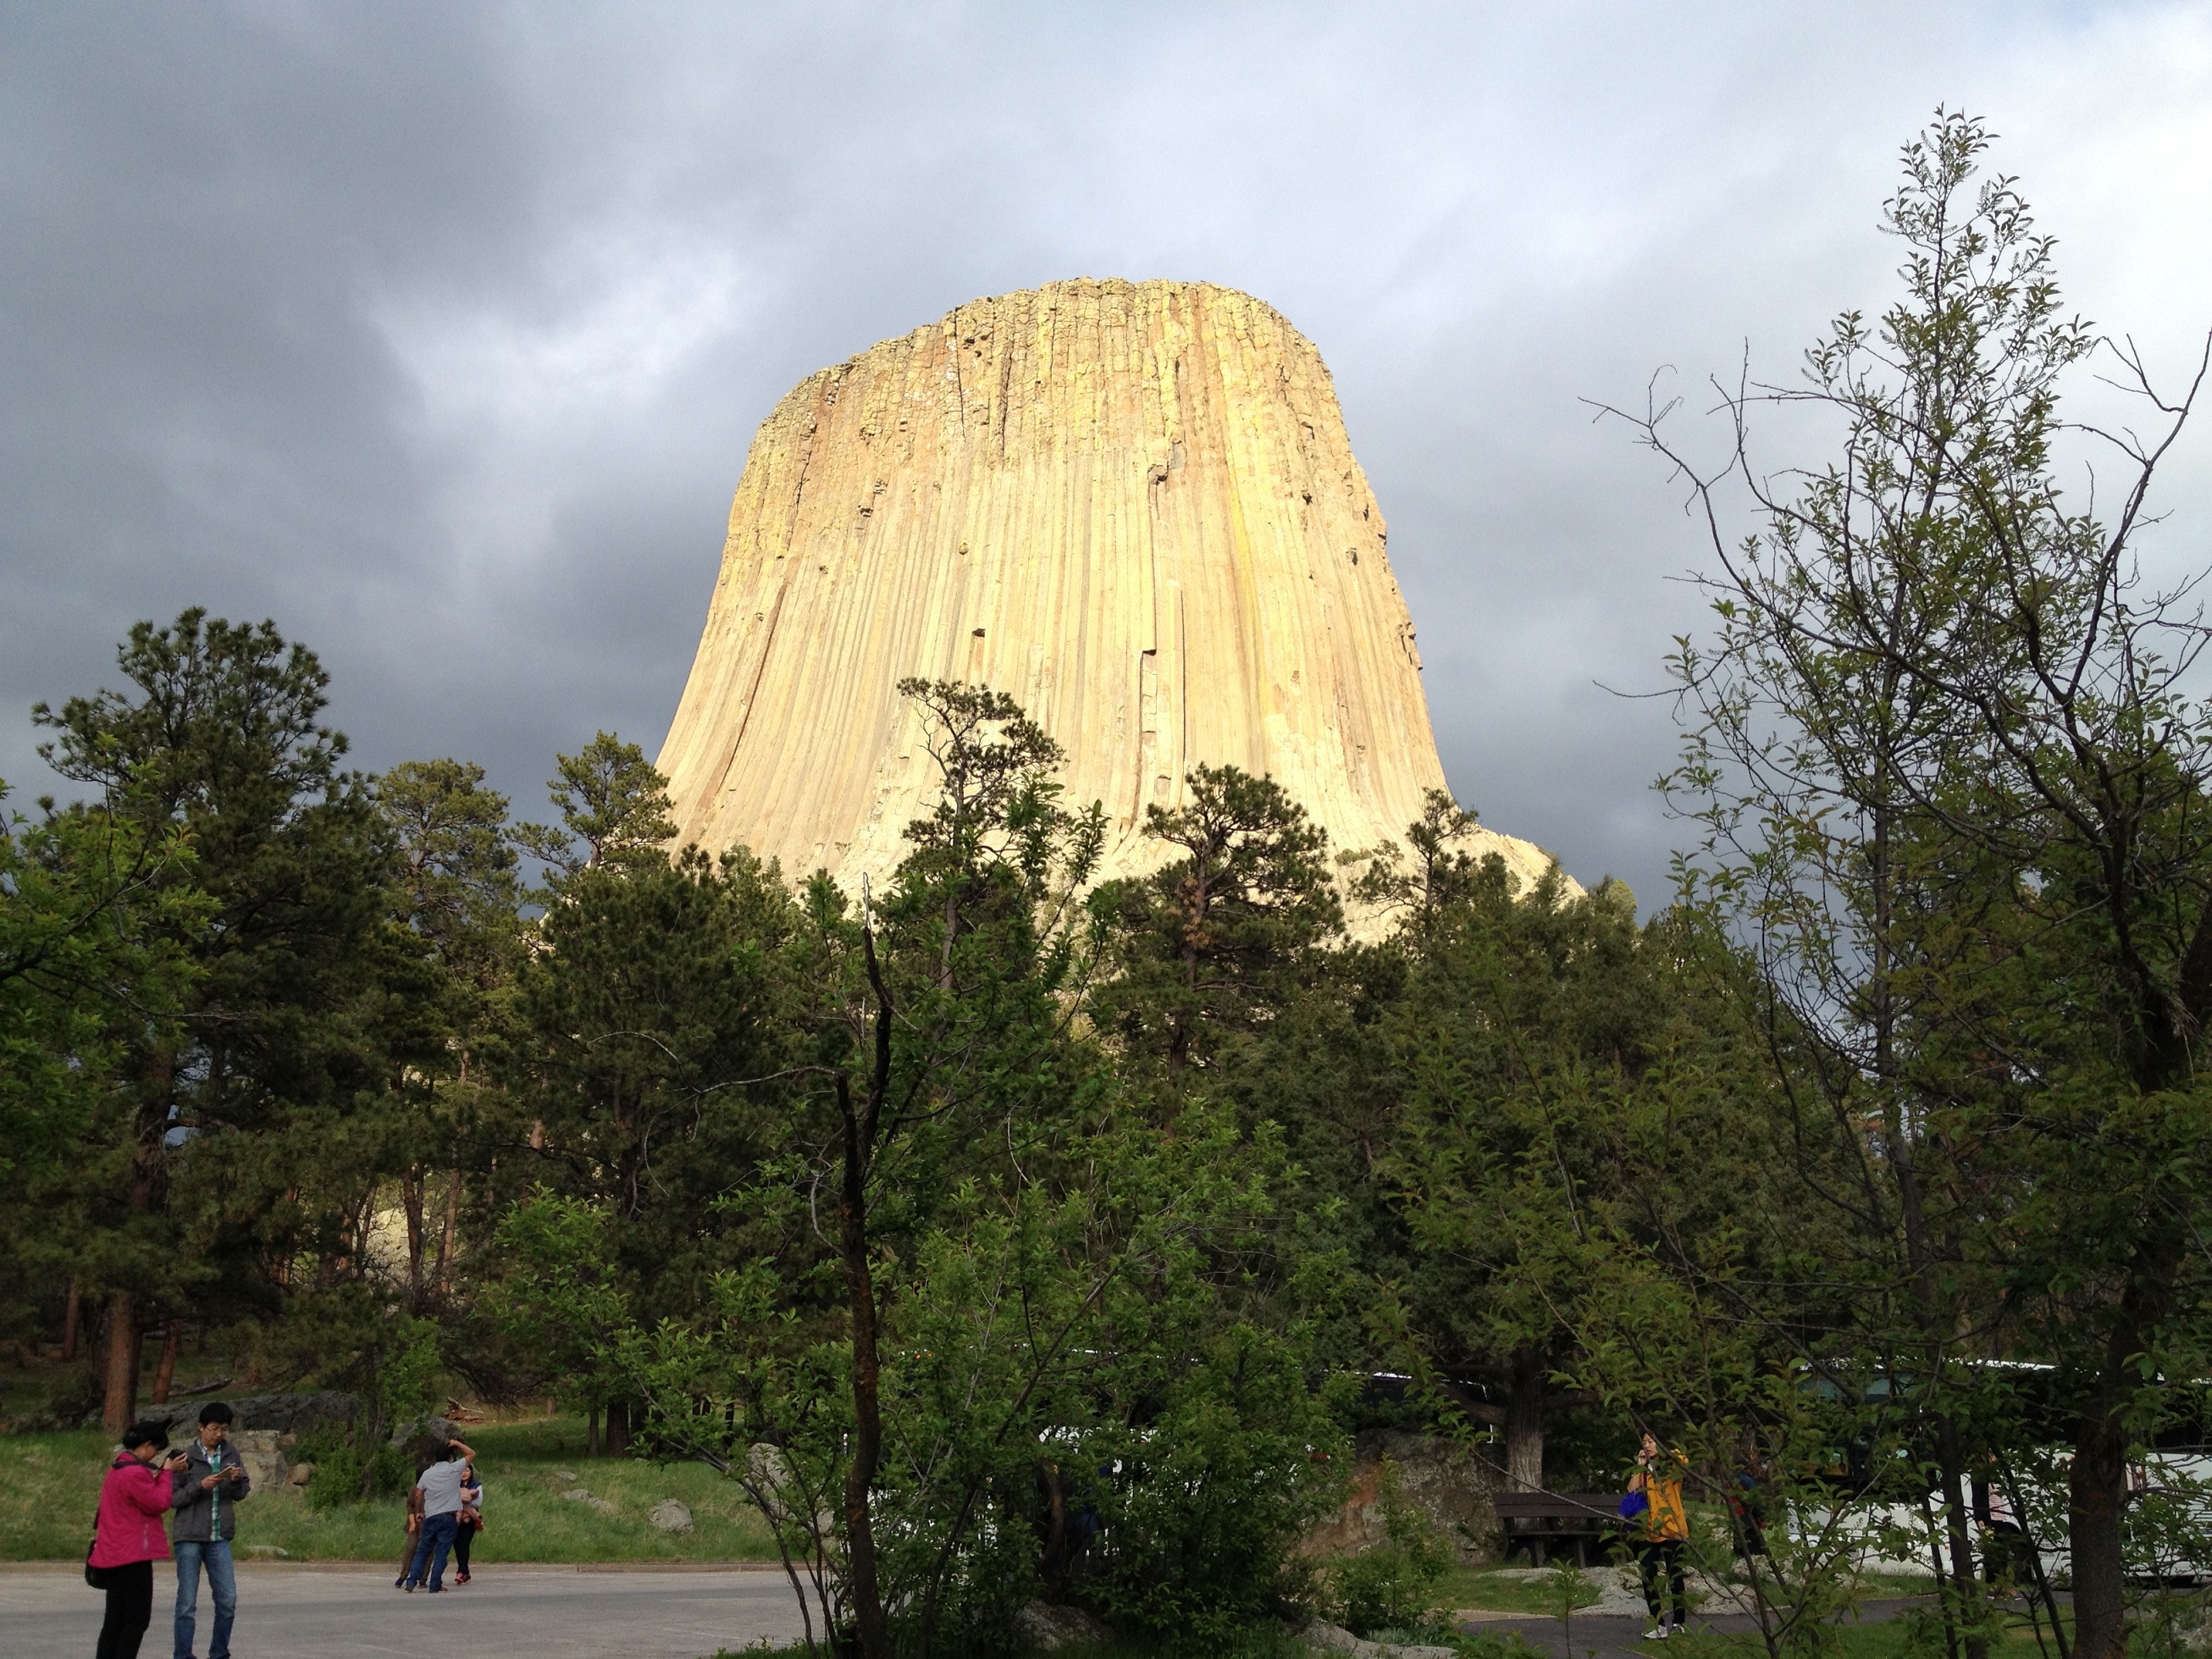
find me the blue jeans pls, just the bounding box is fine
[173,1537,236,1659]
[405,1512,458,1590]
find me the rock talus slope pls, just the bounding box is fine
[657,278,1562,903]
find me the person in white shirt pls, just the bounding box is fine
[398,1439,475,1593]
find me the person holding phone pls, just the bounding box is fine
[169,1402,250,1659]
[1629,1430,1691,1640]
[91,1422,185,1659]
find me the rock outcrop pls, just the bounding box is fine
[1302,1430,1503,1563]
[659,278,1562,901]
[136,1391,359,1438]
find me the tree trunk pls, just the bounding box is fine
[1934,1415,1985,1659]
[1504,1347,1546,1492]
[838,1070,889,1659]
[150,1319,182,1405]
[102,1067,170,1436]
[2069,1411,2130,1659]
[587,1404,600,1456]
[435,1174,461,1303]
[401,1167,426,1309]
[62,1278,80,1363]
[604,1399,632,1457]
[100,1291,139,1434]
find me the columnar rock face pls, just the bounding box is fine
[658,278,1561,903]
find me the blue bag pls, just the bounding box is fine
[1618,1489,1648,1521]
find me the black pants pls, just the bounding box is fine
[1637,1539,1687,1624]
[95,1559,153,1659]
[455,1518,477,1574]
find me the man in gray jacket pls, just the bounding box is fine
[169,1401,250,1659]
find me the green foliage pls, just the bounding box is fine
[13,608,401,1424]
[1088,763,1343,1085]
[1600,107,2212,1659]
[493,685,1343,1659]
[298,1439,409,1508]
[516,730,678,882]
[0,785,203,1190]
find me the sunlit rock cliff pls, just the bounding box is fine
[657,278,1563,904]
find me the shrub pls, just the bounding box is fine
[1320,1459,1454,1636]
[1087,1324,1347,1650]
[303,1444,363,1510]
[298,1433,413,1507]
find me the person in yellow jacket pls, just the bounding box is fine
[1628,1431,1689,1639]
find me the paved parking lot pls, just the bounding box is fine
[0,1562,808,1658]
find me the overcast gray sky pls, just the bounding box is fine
[4,1,2208,907]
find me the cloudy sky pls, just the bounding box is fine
[4,1,2208,906]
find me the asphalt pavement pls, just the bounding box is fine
[1462,1599,1924,1659]
[0,1562,809,1658]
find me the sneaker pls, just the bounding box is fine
[453,1573,470,1586]
[395,1578,406,1590]
[1644,1628,1669,1641]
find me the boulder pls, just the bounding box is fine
[135,1391,360,1438]
[561,1487,618,1516]
[1297,1618,1455,1659]
[286,1462,315,1488]
[647,1500,694,1535]
[386,1415,459,1458]
[228,1430,290,1493]
[1013,1601,1114,1651]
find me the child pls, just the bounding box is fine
[395,1481,423,1590]
[453,1461,484,1586]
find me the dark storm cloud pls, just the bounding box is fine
[4,0,2208,907]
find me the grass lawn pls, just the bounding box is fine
[1811,1612,2069,1659]
[0,1415,780,1563]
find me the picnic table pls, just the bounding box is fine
[1490,1490,1629,1567]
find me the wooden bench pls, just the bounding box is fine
[1491,1490,1629,1568]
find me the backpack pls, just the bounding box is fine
[85,1490,108,1589]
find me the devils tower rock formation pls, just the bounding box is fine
[658,278,1561,903]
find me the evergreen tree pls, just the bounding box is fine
[1087,763,1343,1089]
[32,610,392,1428]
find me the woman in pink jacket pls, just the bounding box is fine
[90,1421,185,1659]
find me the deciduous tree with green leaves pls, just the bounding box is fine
[1607,108,2212,1659]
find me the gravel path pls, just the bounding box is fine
[0,1562,809,1657]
